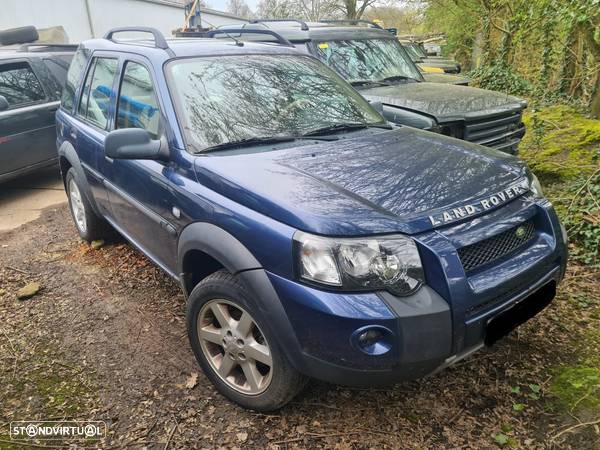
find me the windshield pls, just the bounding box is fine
[402,43,422,62]
[167,54,385,152]
[312,38,423,85]
[410,43,427,58]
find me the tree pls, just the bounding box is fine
[336,0,378,19]
[256,0,302,18]
[227,0,253,18]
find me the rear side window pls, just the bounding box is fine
[78,57,118,129]
[43,55,73,87]
[61,48,89,111]
[0,61,45,107]
[117,62,160,138]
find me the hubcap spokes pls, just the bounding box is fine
[68,179,86,233]
[198,299,273,395]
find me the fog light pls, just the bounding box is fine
[351,326,393,356]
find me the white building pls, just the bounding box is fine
[0,0,247,43]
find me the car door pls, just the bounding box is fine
[0,58,57,178]
[104,57,179,273]
[71,53,119,215]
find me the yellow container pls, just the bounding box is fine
[418,64,445,74]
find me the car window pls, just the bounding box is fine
[117,62,160,139]
[0,61,45,107]
[43,55,73,87]
[61,47,89,111]
[77,59,94,120]
[79,57,118,129]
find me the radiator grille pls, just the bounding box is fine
[463,112,525,153]
[458,220,535,273]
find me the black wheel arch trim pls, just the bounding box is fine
[177,224,308,373]
[177,222,262,291]
[58,141,102,216]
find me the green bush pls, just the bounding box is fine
[560,173,600,267]
[469,62,533,96]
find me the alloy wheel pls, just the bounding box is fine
[197,299,273,395]
[68,178,87,234]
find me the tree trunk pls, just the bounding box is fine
[559,19,579,95]
[345,0,357,19]
[591,73,600,119]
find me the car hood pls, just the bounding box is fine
[193,128,529,236]
[423,73,470,86]
[418,61,458,71]
[360,82,525,122]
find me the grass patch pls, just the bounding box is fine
[0,343,99,449]
[550,365,600,412]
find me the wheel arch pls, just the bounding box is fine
[177,222,262,297]
[57,140,102,215]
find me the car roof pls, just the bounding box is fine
[81,36,302,60]
[218,22,396,43]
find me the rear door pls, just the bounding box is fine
[71,53,119,214]
[0,58,57,177]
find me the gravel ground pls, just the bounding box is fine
[0,205,598,449]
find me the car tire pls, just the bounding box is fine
[0,26,38,46]
[187,269,308,411]
[65,168,113,242]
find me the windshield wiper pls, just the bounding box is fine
[350,80,390,87]
[302,122,392,137]
[197,134,339,154]
[379,75,418,83]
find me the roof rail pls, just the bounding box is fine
[207,29,293,47]
[19,43,78,52]
[103,27,169,50]
[319,19,383,29]
[249,19,309,31]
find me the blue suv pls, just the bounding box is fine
[56,27,568,411]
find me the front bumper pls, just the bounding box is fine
[239,200,567,386]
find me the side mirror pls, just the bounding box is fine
[0,95,9,112]
[105,128,168,161]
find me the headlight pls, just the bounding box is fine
[294,232,424,296]
[529,173,544,198]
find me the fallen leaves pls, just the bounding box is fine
[185,372,199,390]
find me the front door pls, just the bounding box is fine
[104,57,179,273]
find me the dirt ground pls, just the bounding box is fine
[0,205,599,449]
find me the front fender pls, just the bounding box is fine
[177,222,262,278]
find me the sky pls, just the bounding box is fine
[207,0,260,13]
